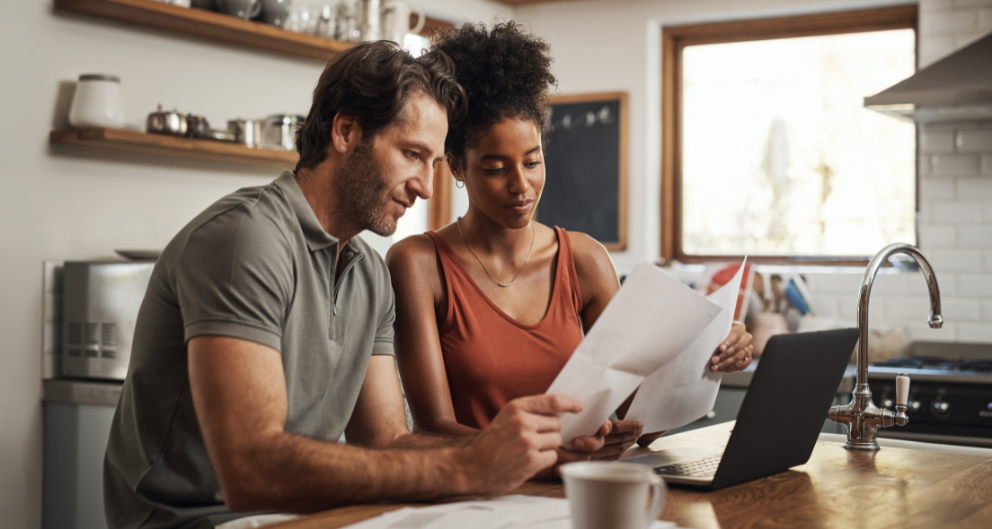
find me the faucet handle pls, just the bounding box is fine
[896,372,910,408]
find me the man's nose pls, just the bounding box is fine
[408,164,434,200]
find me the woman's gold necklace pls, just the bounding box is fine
[456,216,535,288]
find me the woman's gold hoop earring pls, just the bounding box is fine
[455,178,465,189]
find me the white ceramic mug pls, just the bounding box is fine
[561,461,666,529]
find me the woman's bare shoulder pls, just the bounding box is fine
[385,234,440,279]
[565,231,613,269]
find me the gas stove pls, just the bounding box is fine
[866,345,992,448]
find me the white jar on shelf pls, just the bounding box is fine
[68,74,126,129]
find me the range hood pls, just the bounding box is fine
[865,32,992,123]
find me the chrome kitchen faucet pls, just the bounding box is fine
[828,243,943,450]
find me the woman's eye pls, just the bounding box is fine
[484,167,505,174]
[526,160,543,168]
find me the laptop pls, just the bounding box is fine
[624,328,859,490]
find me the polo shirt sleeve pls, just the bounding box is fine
[174,207,293,352]
[372,271,396,357]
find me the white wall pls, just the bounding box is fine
[0,1,509,527]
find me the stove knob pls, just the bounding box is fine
[931,401,950,418]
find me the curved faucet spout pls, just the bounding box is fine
[857,244,943,391]
[834,243,943,450]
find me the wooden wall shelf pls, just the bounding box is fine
[54,0,353,61]
[50,128,299,169]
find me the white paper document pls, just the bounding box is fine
[626,258,747,433]
[545,261,723,446]
[339,495,680,529]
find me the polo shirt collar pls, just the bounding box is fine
[274,170,341,252]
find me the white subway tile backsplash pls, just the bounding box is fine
[809,293,840,317]
[920,178,955,200]
[921,129,956,153]
[959,226,992,246]
[883,295,937,320]
[809,273,861,294]
[984,250,992,271]
[909,273,956,296]
[873,273,911,295]
[940,297,982,321]
[981,300,992,321]
[920,38,957,67]
[929,249,983,272]
[981,8,992,29]
[957,322,992,342]
[982,201,992,222]
[983,154,992,175]
[958,178,992,199]
[919,226,957,248]
[921,9,979,35]
[931,153,982,176]
[921,0,954,11]
[954,30,990,47]
[932,200,982,223]
[918,153,933,177]
[953,273,992,295]
[957,129,992,152]
[907,321,957,342]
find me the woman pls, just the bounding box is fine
[386,22,753,467]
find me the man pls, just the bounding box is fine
[104,42,599,529]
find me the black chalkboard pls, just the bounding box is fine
[538,93,627,250]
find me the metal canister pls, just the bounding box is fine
[260,114,304,151]
[228,119,262,148]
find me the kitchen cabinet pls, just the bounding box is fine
[42,380,122,529]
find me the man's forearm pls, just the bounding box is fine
[224,431,479,514]
[385,430,474,449]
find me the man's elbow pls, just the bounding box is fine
[212,448,280,512]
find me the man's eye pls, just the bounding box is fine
[405,150,419,160]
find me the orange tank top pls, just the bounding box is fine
[426,227,584,430]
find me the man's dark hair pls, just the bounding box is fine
[295,41,468,173]
[430,22,557,165]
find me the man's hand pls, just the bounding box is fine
[710,322,753,373]
[459,394,582,494]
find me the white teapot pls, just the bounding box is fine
[380,0,425,44]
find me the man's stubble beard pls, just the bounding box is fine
[334,137,398,237]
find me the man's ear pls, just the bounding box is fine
[331,114,362,154]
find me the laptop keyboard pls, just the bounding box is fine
[654,455,722,478]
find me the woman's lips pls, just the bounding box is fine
[506,199,534,214]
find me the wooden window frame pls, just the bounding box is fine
[661,5,918,266]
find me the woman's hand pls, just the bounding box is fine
[710,322,753,373]
[572,419,643,461]
[636,430,667,448]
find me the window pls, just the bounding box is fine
[662,6,918,264]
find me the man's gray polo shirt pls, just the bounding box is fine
[104,171,395,529]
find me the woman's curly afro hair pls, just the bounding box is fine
[430,21,556,164]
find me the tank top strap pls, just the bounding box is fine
[425,231,461,328]
[553,227,584,315]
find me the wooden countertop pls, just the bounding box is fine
[273,422,992,529]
